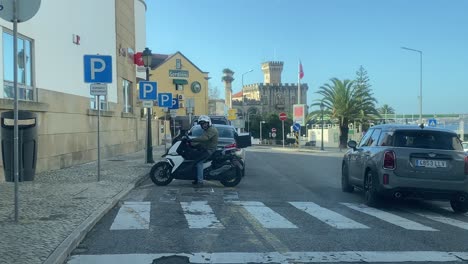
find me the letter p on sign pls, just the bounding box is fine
[84,55,112,83]
[139,81,157,100]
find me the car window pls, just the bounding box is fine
[378,131,394,146]
[190,125,234,138]
[367,129,382,147]
[394,130,463,150]
[358,129,373,148]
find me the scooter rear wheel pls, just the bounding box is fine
[220,166,242,187]
[150,162,173,186]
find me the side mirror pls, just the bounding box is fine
[347,140,357,150]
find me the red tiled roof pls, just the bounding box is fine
[232,91,243,98]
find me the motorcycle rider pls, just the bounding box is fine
[190,115,219,185]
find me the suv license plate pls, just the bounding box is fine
[415,159,447,168]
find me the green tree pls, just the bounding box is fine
[378,104,395,115]
[312,78,380,148]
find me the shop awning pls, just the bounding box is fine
[173,79,188,85]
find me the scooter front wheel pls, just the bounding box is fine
[150,162,173,186]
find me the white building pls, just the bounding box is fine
[0,0,155,181]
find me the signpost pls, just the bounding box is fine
[139,81,157,163]
[279,112,287,148]
[293,123,301,148]
[84,55,113,183]
[0,0,41,223]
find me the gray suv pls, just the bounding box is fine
[342,124,468,213]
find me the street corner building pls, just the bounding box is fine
[0,0,150,182]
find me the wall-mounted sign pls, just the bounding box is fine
[169,70,189,78]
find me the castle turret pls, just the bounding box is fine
[222,68,235,109]
[262,61,284,84]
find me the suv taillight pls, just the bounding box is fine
[464,156,468,175]
[383,151,396,170]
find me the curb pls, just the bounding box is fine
[43,170,151,264]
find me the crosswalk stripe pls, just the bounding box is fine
[341,203,438,231]
[289,202,369,229]
[110,202,151,230]
[67,251,468,263]
[414,211,468,230]
[234,201,298,228]
[180,201,224,229]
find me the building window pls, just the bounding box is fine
[90,96,108,111]
[123,79,133,113]
[2,31,34,100]
[176,84,184,91]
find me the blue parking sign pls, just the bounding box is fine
[158,93,172,107]
[84,55,112,83]
[139,81,157,100]
[169,97,179,109]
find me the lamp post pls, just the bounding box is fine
[241,69,253,124]
[401,46,423,125]
[320,102,325,151]
[260,120,266,144]
[142,47,154,163]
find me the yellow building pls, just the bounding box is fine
[148,51,209,117]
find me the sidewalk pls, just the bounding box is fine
[0,146,165,264]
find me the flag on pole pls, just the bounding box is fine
[299,61,304,79]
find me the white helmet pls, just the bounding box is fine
[198,115,211,126]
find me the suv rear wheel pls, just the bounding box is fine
[450,198,468,214]
[364,170,381,207]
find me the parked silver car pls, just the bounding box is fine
[342,124,468,213]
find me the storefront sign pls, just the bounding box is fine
[169,70,189,78]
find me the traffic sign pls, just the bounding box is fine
[158,93,172,107]
[142,101,153,108]
[271,128,277,133]
[90,83,107,96]
[0,0,41,22]
[293,123,301,132]
[139,81,157,100]
[272,132,277,138]
[428,118,437,127]
[169,97,179,110]
[279,112,287,121]
[84,55,112,83]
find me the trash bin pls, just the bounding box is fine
[1,110,38,182]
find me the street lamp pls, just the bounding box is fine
[142,47,154,163]
[241,69,253,122]
[260,120,266,144]
[401,46,423,125]
[320,102,325,151]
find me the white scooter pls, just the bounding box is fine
[150,134,251,187]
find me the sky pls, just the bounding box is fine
[146,0,468,115]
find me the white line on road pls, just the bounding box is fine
[234,201,297,228]
[68,251,468,264]
[341,203,438,231]
[289,202,369,229]
[110,202,151,230]
[180,201,224,229]
[413,211,468,230]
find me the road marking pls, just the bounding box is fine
[414,211,468,230]
[289,202,369,229]
[68,251,468,263]
[180,201,224,229]
[341,203,438,231]
[234,201,297,228]
[110,202,150,230]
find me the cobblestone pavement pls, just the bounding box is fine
[0,146,165,264]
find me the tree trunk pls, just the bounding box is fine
[339,124,349,149]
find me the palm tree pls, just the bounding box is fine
[378,104,395,122]
[311,78,380,148]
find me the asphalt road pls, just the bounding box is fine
[68,147,468,264]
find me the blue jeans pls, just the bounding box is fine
[196,161,204,182]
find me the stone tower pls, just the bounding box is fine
[262,61,284,84]
[222,68,235,109]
